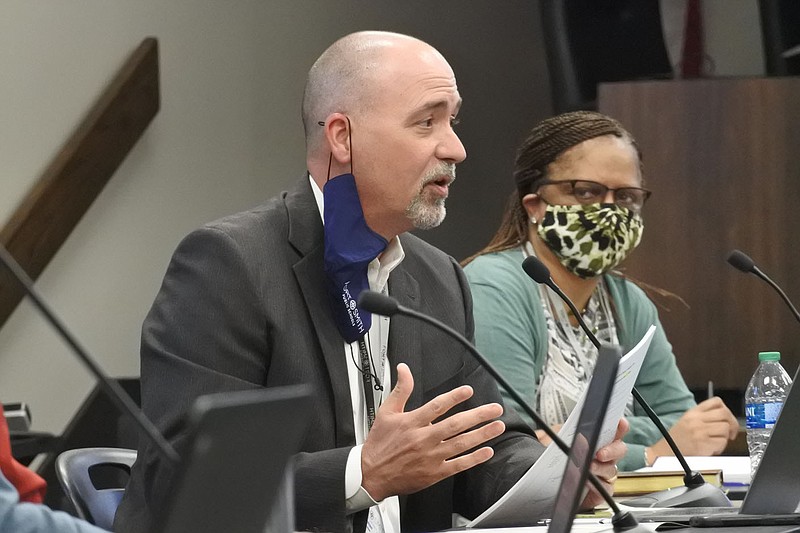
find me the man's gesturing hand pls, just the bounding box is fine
[361,363,506,502]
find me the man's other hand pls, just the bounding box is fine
[360,363,506,501]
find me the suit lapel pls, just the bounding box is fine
[287,177,355,447]
[387,259,423,411]
[387,250,423,522]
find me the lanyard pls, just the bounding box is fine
[358,337,379,430]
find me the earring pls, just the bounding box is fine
[530,216,538,226]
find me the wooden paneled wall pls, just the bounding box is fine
[599,78,800,390]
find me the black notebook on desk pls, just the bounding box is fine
[152,384,312,533]
[632,364,800,528]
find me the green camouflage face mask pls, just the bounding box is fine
[536,203,643,279]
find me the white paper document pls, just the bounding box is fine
[468,325,656,528]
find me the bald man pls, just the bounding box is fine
[114,31,626,533]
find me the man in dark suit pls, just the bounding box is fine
[115,31,625,533]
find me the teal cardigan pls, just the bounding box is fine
[464,248,696,471]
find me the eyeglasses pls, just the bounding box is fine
[535,179,651,212]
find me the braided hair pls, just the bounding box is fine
[463,111,642,265]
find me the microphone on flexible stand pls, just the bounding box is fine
[522,255,731,508]
[727,249,800,324]
[0,244,179,465]
[726,249,800,514]
[358,290,648,532]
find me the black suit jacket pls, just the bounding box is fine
[114,177,543,533]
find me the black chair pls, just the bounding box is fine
[758,0,800,76]
[55,447,137,530]
[35,378,141,513]
[540,0,674,113]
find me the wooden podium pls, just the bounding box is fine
[598,77,800,391]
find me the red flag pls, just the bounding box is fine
[681,0,704,78]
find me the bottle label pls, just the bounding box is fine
[745,401,785,429]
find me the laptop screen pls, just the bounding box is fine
[157,384,312,533]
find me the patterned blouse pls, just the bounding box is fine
[530,253,635,426]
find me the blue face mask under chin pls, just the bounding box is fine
[323,172,388,343]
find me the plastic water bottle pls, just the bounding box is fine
[744,351,792,480]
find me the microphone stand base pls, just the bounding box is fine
[620,483,733,508]
[611,511,656,532]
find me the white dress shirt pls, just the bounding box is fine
[310,175,404,533]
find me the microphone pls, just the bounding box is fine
[358,290,647,532]
[521,255,731,508]
[727,249,800,324]
[726,250,756,275]
[0,244,179,465]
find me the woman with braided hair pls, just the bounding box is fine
[463,111,738,470]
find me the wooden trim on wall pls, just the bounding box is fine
[0,37,160,328]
